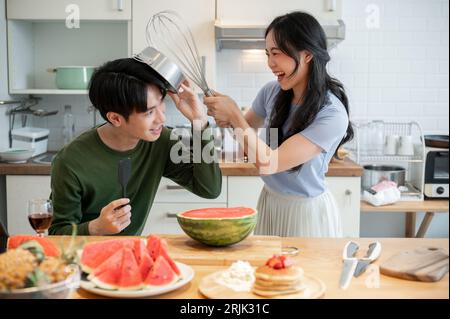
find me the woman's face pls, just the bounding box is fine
[265,30,311,92]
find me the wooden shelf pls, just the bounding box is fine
[361,200,449,213]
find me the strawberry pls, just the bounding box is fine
[265,255,294,269]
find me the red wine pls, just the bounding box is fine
[28,213,52,232]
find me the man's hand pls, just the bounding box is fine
[88,198,131,235]
[169,80,208,129]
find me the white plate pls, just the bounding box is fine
[80,262,194,298]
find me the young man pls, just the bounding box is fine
[49,58,222,236]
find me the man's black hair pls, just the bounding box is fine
[89,58,167,122]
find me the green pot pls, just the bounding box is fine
[52,66,96,90]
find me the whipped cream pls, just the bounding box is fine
[215,261,255,292]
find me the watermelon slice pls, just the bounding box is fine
[133,239,153,280]
[144,256,179,287]
[146,235,180,276]
[118,248,143,290]
[7,235,60,257]
[80,239,135,273]
[88,248,124,290]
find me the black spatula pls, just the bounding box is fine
[118,158,132,199]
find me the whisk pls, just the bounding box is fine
[146,10,214,97]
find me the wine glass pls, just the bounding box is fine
[28,199,53,237]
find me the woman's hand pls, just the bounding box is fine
[169,80,207,129]
[203,92,242,128]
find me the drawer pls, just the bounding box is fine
[154,177,227,203]
[142,203,228,236]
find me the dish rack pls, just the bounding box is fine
[347,121,425,201]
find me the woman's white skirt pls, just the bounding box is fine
[254,186,343,238]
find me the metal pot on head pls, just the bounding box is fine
[133,46,185,93]
[362,165,406,190]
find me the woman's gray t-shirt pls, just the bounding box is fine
[252,81,349,197]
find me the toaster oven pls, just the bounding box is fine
[424,147,449,198]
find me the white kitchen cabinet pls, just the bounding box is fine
[143,203,228,236]
[6,0,131,95]
[132,0,216,89]
[7,0,131,20]
[216,0,342,25]
[227,176,361,237]
[154,177,227,203]
[325,177,361,237]
[6,175,51,235]
[227,176,264,209]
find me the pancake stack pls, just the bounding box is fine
[252,255,305,297]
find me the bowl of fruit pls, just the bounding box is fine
[0,235,80,299]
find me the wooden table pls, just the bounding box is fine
[48,236,449,299]
[361,200,449,238]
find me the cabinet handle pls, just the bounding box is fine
[166,212,178,218]
[345,190,352,196]
[117,0,124,11]
[166,185,184,191]
[327,0,337,12]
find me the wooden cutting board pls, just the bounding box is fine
[163,235,282,266]
[380,247,449,282]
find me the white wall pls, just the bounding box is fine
[216,0,449,135]
[215,0,449,238]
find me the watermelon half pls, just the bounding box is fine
[176,207,257,247]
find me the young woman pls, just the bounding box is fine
[204,11,353,237]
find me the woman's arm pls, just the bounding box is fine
[245,109,265,129]
[205,94,321,175]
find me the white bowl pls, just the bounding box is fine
[0,148,35,163]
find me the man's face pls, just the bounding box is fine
[123,85,166,142]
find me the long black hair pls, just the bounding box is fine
[266,11,353,171]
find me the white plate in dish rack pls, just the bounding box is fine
[80,262,194,298]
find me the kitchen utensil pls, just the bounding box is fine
[384,135,399,155]
[353,241,382,277]
[48,66,96,90]
[362,165,406,190]
[133,46,186,93]
[146,10,213,96]
[398,135,415,156]
[339,241,359,289]
[424,135,449,149]
[118,158,132,198]
[199,271,326,299]
[380,247,449,282]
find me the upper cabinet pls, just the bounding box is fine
[6,0,131,20]
[6,0,131,95]
[132,0,216,89]
[216,0,343,25]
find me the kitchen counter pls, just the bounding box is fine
[0,157,363,177]
[48,235,448,299]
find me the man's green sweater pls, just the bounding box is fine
[49,125,222,236]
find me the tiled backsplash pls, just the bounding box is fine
[4,0,449,151]
[216,0,449,132]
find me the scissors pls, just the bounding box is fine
[339,241,382,290]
